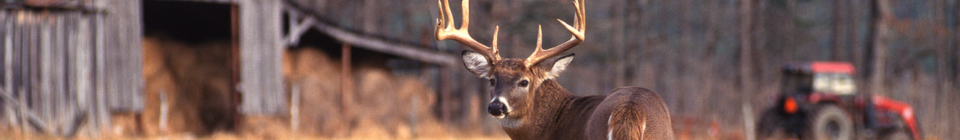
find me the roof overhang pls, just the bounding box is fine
[282,3,457,67]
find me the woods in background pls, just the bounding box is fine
[291,0,959,138]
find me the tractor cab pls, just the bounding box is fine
[780,62,857,96]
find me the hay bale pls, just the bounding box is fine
[140,36,237,136]
[282,46,440,138]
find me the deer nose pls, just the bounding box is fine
[488,100,507,116]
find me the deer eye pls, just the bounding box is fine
[519,80,529,87]
[489,79,496,86]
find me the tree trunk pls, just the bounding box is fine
[867,0,893,97]
[830,0,846,61]
[862,0,893,131]
[933,0,951,137]
[952,0,960,138]
[739,0,755,100]
[614,0,626,87]
[739,0,756,139]
[849,0,864,70]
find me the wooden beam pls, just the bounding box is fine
[341,44,352,114]
[229,3,240,129]
[315,18,456,66]
[290,84,300,133]
[1,88,51,135]
[159,90,168,134]
[284,10,315,46]
[283,5,457,66]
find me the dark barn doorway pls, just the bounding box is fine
[141,0,240,135]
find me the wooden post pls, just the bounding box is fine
[230,3,242,130]
[341,44,352,114]
[159,90,168,135]
[290,85,300,134]
[4,9,14,125]
[94,11,109,136]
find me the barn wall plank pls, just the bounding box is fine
[54,17,67,133]
[94,8,110,134]
[11,11,24,127]
[75,12,97,136]
[2,10,13,124]
[127,0,144,111]
[239,0,286,115]
[0,9,110,135]
[98,0,142,112]
[64,13,77,134]
[39,13,53,131]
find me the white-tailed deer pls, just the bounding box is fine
[435,0,674,139]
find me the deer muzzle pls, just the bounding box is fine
[488,100,509,117]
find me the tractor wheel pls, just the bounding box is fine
[756,108,787,140]
[805,105,853,140]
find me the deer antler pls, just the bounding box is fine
[436,0,501,61]
[524,0,586,68]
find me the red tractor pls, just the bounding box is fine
[755,62,922,140]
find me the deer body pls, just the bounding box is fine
[435,0,674,139]
[501,80,673,140]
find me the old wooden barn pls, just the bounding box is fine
[1,0,458,137]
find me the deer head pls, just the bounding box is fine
[436,0,586,121]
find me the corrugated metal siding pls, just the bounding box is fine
[238,0,286,115]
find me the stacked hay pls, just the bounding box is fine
[140,36,237,136]
[282,47,443,138]
[140,36,447,138]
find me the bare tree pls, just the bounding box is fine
[861,0,893,132]
[739,0,756,100]
[866,0,893,96]
[739,0,757,138]
[831,0,847,61]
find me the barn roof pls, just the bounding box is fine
[283,3,457,66]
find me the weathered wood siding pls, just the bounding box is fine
[98,0,143,113]
[2,1,289,135]
[0,9,100,135]
[0,0,143,135]
[237,0,286,115]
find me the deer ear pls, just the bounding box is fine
[542,53,574,79]
[462,51,493,78]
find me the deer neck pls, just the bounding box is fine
[503,79,582,139]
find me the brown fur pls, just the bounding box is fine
[586,88,675,140]
[474,58,674,140]
[443,0,671,138]
[609,100,645,140]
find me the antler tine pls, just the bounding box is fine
[525,0,586,68]
[435,0,501,61]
